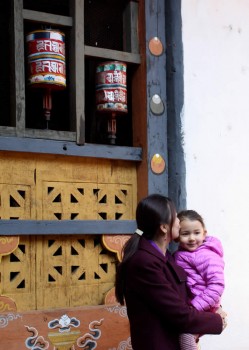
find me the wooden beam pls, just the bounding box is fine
[131,0,148,201]
[70,0,85,145]
[0,220,136,235]
[13,0,26,135]
[123,1,139,54]
[145,0,168,195]
[23,9,73,27]
[0,127,16,136]
[24,128,75,141]
[0,305,131,350]
[84,46,141,64]
[0,136,142,161]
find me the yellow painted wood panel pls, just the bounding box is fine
[0,236,36,310]
[0,151,137,311]
[36,235,117,310]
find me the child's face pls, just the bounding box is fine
[178,218,206,251]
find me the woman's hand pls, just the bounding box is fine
[216,307,227,330]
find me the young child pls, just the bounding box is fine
[174,210,225,350]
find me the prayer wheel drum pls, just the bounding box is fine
[26,29,66,90]
[96,61,127,114]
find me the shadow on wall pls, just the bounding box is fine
[165,0,186,214]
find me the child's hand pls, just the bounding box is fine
[216,307,227,330]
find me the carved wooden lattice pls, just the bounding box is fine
[0,184,31,219]
[0,236,36,310]
[36,235,117,309]
[0,154,137,311]
[1,234,117,310]
[0,185,35,309]
[42,182,132,220]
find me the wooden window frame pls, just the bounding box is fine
[0,0,147,235]
[0,0,143,163]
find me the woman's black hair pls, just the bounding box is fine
[115,194,176,305]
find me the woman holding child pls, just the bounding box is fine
[115,194,227,350]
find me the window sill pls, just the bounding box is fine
[0,136,142,161]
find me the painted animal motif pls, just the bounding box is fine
[77,319,104,350]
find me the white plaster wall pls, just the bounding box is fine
[181,1,249,349]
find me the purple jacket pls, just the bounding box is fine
[124,237,222,350]
[174,236,225,311]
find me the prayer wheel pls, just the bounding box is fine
[96,61,128,144]
[26,29,66,127]
[26,29,66,89]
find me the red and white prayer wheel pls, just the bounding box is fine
[96,61,128,144]
[96,61,127,113]
[26,29,66,127]
[26,29,66,89]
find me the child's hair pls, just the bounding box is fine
[177,209,205,228]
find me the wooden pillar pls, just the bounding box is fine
[145,0,168,196]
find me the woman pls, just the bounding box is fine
[115,194,227,350]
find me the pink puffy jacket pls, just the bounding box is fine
[174,236,225,311]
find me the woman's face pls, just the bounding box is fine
[171,216,180,241]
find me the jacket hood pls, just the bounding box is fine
[201,236,224,257]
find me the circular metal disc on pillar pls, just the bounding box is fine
[151,153,166,174]
[150,94,164,115]
[149,37,164,56]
